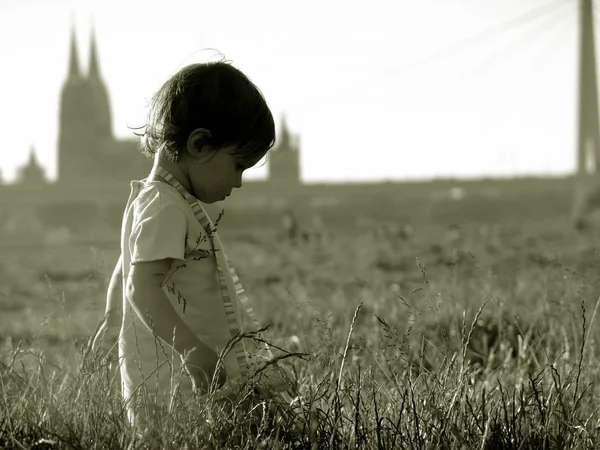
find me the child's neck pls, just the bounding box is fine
[148,156,192,194]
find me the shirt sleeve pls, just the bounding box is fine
[130,196,188,264]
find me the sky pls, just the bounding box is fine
[0,0,590,184]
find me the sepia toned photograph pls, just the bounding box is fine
[1,0,599,448]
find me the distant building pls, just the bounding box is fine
[56,24,148,186]
[13,23,301,188]
[269,114,301,185]
[16,146,47,185]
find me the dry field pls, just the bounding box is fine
[2,190,600,448]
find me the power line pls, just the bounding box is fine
[394,0,577,79]
[533,5,577,70]
[458,1,576,82]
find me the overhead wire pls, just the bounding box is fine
[392,0,583,179]
[533,2,579,70]
[533,5,577,70]
[394,0,578,81]
[457,0,576,83]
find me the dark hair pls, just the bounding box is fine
[134,60,275,163]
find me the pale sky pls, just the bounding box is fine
[0,0,588,184]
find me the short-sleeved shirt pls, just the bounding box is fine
[118,179,245,421]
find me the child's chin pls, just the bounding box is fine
[204,197,225,204]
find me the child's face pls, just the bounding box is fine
[186,145,263,203]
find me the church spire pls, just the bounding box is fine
[279,113,290,149]
[269,114,301,184]
[28,145,37,166]
[68,17,81,79]
[89,18,101,79]
[17,144,46,185]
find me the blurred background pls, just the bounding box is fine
[1,0,600,372]
[0,0,595,241]
[0,0,585,183]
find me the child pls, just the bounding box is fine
[91,60,294,428]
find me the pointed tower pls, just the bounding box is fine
[58,19,93,184]
[279,113,290,147]
[573,0,600,224]
[68,19,81,80]
[269,114,301,185]
[87,18,112,140]
[17,146,47,185]
[89,21,100,79]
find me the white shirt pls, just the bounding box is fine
[118,179,245,423]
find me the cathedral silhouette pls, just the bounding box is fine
[15,24,301,187]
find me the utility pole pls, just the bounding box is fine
[573,0,600,224]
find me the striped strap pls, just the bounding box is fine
[154,166,274,377]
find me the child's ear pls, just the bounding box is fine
[186,128,212,158]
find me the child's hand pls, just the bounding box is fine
[91,324,119,365]
[183,345,227,393]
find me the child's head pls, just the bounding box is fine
[138,60,275,202]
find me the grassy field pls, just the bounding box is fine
[2,195,600,448]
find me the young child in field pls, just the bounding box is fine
[91,60,293,428]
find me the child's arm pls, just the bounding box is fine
[104,253,124,328]
[126,258,225,390]
[91,253,123,360]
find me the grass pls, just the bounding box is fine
[2,215,600,448]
